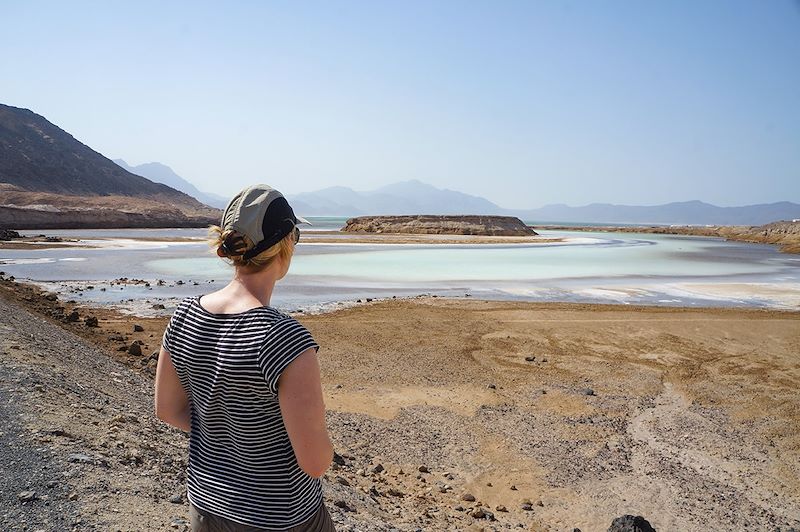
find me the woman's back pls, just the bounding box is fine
[163,295,322,529]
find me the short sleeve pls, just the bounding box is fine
[161,316,174,354]
[258,317,320,395]
[161,298,189,355]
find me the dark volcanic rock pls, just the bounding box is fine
[342,215,537,236]
[608,515,657,532]
[127,343,142,357]
[0,229,21,240]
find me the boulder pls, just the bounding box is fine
[608,515,657,532]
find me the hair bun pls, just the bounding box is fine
[219,233,247,257]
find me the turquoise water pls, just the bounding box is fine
[147,233,773,283]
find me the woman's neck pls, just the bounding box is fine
[228,266,279,307]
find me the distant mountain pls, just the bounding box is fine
[289,181,800,226]
[0,103,220,229]
[288,179,504,216]
[113,159,228,209]
[515,200,800,226]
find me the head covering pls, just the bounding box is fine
[220,184,310,260]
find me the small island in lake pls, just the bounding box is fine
[342,215,538,236]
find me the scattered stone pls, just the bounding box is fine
[418,465,429,473]
[335,476,350,487]
[67,453,94,464]
[371,463,384,474]
[152,303,166,310]
[521,503,533,511]
[133,324,144,332]
[536,500,544,507]
[34,384,45,392]
[583,388,596,396]
[387,487,404,497]
[18,490,36,502]
[84,316,99,327]
[454,505,464,512]
[332,451,346,466]
[525,356,536,362]
[170,518,189,528]
[510,485,518,490]
[169,493,183,504]
[487,383,496,389]
[470,507,494,520]
[607,515,657,532]
[128,342,143,356]
[65,311,79,322]
[461,493,476,502]
[333,499,354,512]
[496,505,508,512]
[486,482,493,487]
[67,492,78,501]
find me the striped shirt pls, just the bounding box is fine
[162,295,322,529]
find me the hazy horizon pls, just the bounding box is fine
[2,1,798,208]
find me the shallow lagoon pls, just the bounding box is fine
[1,224,799,313]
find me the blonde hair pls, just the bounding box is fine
[208,225,295,272]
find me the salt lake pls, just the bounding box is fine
[2,219,799,314]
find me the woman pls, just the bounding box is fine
[155,184,335,531]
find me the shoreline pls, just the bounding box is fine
[537,222,800,254]
[0,230,566,249]
[3,221,799,254]
[1,277,799,530]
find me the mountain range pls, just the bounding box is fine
[113,159,228,209]
[287,180,799,226]
[1,102,797,228]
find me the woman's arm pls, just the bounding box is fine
[154,347,191,432]
[278,348,333,478]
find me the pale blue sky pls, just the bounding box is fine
[2,1,798,208]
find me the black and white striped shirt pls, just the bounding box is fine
[162,295,322,529]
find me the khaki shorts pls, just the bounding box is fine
[189,502,336,532]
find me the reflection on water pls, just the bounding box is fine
[1,226,799,312]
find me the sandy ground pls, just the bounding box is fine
[1,277,799,531]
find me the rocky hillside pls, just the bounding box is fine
[0,103,220,228]
[343,215,537,236]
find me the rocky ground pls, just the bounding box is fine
[1,277,800,531]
